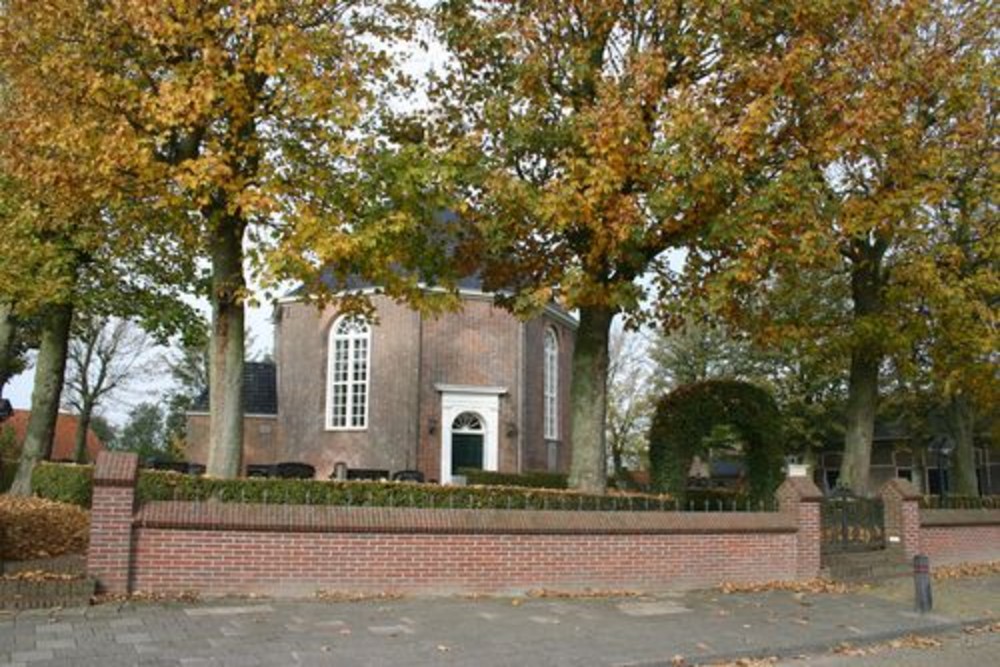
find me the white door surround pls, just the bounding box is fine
[436,384,505,485]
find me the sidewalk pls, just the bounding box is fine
[0,574,996,666]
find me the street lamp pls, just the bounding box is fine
[928,435,955,505]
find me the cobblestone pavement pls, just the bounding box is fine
[0,575,996,667]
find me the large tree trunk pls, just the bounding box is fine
[9,304,73,495]
[840,348,879,494]
[72,399,94,464]
[0,301,17,397]
[568,305,614,494]
[946,393,978,496]
[839,241,886,496]
[205,213,246,479]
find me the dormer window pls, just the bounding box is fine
[544,327,559,440]
[327,316,370,430]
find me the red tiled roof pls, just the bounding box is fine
[2,410,104,462]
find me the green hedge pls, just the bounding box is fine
[648,380,784,503]
[0,458,17,493]
[19,463,778,513]
[919,495,1000,510]
[457,469,568,489]
[31,462,94,507]
[136,470,767,512]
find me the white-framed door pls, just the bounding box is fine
[439,389,501,485]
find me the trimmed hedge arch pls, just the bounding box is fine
[648,380,784,502]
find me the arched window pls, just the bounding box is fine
[543,327,559,440]
[327,316,371,430]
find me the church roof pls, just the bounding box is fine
[190,361,277,416]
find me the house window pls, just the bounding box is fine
[543,327,558,440]
[327,316,370,430]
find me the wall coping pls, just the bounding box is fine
[777,477,823,502]
[93,452,139,487]
[880,478,922,501]
[920,508,1000,528]
[136,501,797,535]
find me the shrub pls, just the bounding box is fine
[31,462,94,508]
[0,495,90,560]
[648,380,784,503]
[457,469,568,489]
[0,458,17,493]
[919,495,1000,510]
[135,470,728,511]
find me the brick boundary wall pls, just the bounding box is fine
[87,452,823,597]
[918,511,1000,565]
[879,478,1000,566]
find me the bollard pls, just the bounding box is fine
[913,554,932,613]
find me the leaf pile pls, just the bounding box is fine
[525,588,642,599]
[932,561,1000,580]
[0,495,89,561]
[93,590,200,605]
[0,570,81,582]
[718,579,854,595]
[833,634,942,657]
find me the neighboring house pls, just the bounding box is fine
[1,409,104,462]
[814,420,998,496]
[186,278,577,483]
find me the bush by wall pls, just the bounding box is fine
[25,463,778,513]
[920,495,1000,510]
[458,469,568,489]
[0,458,17,493]
[136,470,759,512]
[648,380,785,503]
[31,462,93,508]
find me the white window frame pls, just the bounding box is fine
[326,316,371,431]
[543,327,559,440]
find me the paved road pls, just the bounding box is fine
[0,575,996,666]
[777,624,1000,667]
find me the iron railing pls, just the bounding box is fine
[821,489,885,553]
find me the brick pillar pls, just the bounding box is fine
[87,452,139,594]
[880,478,922,559]
[777,477,824,579]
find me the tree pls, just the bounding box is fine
[425,0,844,492]
[690,1,995,494]
[1,0,422,479]
[605,328,653,478]
[161,334,212,457]
[114,403,168,463]
[0,20,198,494]
[61,316,151,463]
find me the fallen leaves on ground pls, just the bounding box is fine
[92,590,200,605]
[525,588,642,599]
[932,561,1000,580]
[0,570,81,582]
[0,495,89,560]
[833,634,943,657]
[718,579,854,595]
[962,621,1000,635]
[314,590,403,603]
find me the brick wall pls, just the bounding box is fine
[89,453,823,598]
[878,479,1000,566]
[919,510,1000,565]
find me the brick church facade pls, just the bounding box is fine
[187,283,577,483]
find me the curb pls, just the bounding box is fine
[623,616,998,666]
